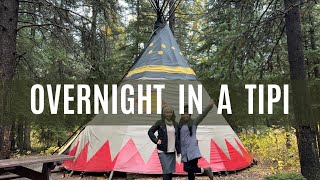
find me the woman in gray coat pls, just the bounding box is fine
[148,106,181,180]
[179,101,214,180]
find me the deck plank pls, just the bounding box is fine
[0,155,74,169]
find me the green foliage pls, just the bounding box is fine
[40,146,59,155]
[11,0,320,168]
[264,173,306,180]
[12,150,31,158]
[239,128,299,173]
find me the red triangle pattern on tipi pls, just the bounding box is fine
[63,138,253,174]
[112,138,146,173]
[175,162,184,173]
[84,141,113,172]
[209,139,253,172]
[198,157,210,168]
[63,141,79,169]
[144,148,162,173]
[235,139,253,164]
[71,142,89,171]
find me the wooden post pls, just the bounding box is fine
[109,171,114,180]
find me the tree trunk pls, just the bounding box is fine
[10,118,16,150]
[23,119,31,151]
[0,0,19,159]
[0,1,18,78]
[307,3,320,159]
[136,0,140,54]
[284,0,320,179]
[308,13,319,78]
[88,0,99,78]
[316,124,320,158]
[17,116,23,153]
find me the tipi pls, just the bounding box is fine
[61,0,253,175]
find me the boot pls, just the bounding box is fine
[203,167,213,180]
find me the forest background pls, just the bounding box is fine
[0,0,320,179]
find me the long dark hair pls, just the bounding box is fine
[178,105,193,136]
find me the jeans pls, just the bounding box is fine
[183,158,202,180]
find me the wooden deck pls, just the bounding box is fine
[0,155,74,180]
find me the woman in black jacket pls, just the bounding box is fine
[148,106,181,180]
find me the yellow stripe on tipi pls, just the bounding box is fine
[126,65,196,77]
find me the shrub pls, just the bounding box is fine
[239,127,299,173]
[40,146,59,155]
[264,173,306,180]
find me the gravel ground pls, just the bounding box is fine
[6,157,293,180]
[49,165,272,180]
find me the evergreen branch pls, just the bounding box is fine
[16,53,41,79]
[266,23,286,70]
[251,0,276,38]
[42,0,92,23]
[17,23,68,31]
